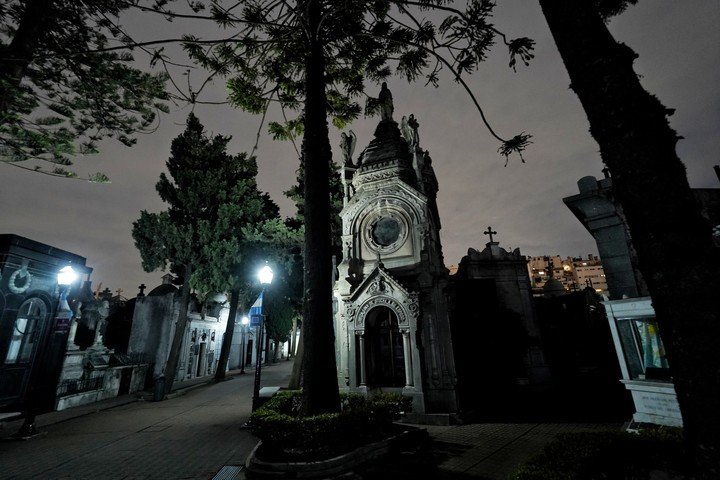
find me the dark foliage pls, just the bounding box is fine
[250,390,412,461]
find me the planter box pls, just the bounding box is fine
[245,428,425,479]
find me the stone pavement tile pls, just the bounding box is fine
[1,361,292,480]
[421,422,623,480]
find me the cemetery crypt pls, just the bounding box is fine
[333,84,458,413]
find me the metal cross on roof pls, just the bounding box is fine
[483,226,497,243]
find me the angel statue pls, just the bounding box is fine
[401,114,420,148]
[340,130,357,166]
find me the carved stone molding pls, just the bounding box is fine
[348,294,419,330]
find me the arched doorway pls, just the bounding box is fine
[5,297,48,365]
[363,306,405,387]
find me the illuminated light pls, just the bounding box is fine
[57,266,77,286]
[241,315,249,326]
[258,265,274,285]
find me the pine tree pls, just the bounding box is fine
[132,112,271,393]
[284,157,344,262]
[172,0,531,416]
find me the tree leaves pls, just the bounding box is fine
[0,0,169,179]
[209,1,533,164]
[508,37,536,72]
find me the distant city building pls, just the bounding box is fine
[527,254,608,296]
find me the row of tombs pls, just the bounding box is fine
[0,230,632,420]
[0,238,676,426]
[4,85,713,426]
[0,236,274,417]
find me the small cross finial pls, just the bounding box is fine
[138,283,147,296]
[483,226,497,243]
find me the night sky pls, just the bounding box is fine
[2,1,718,297]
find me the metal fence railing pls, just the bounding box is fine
[112,352,152,366]
[57,376,104,397]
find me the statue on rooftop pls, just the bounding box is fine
[378,82,394,121]
[340,130,357,166]
[401,113,420,148]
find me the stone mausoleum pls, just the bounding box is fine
[333,84,458,414]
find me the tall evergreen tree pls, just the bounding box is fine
[132,112,270,393]
[285,157,344,261]
[0,0,168,180]
[167,0,531,416]
[538,1,720,476]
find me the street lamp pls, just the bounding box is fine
[258,264,274,285]
[240,315,249,374]
[13,265,77,439]
[57,265,78,287]
[251,264,273,412]
[57,266,77,326]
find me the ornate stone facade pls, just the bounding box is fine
[334,87,458,413]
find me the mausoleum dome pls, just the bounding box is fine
[358,119,411,167]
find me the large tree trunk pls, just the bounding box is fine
[288,324,304,390]
[539,1,720,476]
[163,263,193,394]
[289,317,297,358]
[299,0,341,416]
[264,327,271,365]
[214,287,240,381]
[0,0,53,115]
[0,0,51,84]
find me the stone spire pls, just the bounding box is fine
[355,84,415,189]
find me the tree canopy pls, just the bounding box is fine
[0,0,168,181]
[139,0,535,415]
[132,112,276,390]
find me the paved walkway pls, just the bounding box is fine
[1,360,622,479]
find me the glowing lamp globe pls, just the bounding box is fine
[258,265,273,285]
[57,266,77,286]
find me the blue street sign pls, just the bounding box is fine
[250,314,263,327]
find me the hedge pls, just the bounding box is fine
[249,390,412,461]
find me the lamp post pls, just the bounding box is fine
[240,315,249,374]
[251,264,273,412]
[13,265,77,439]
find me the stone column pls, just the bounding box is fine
[357,331,367,387]
[402,330,413,387]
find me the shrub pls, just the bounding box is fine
[510,428,689,480]
[249,390,411,461]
